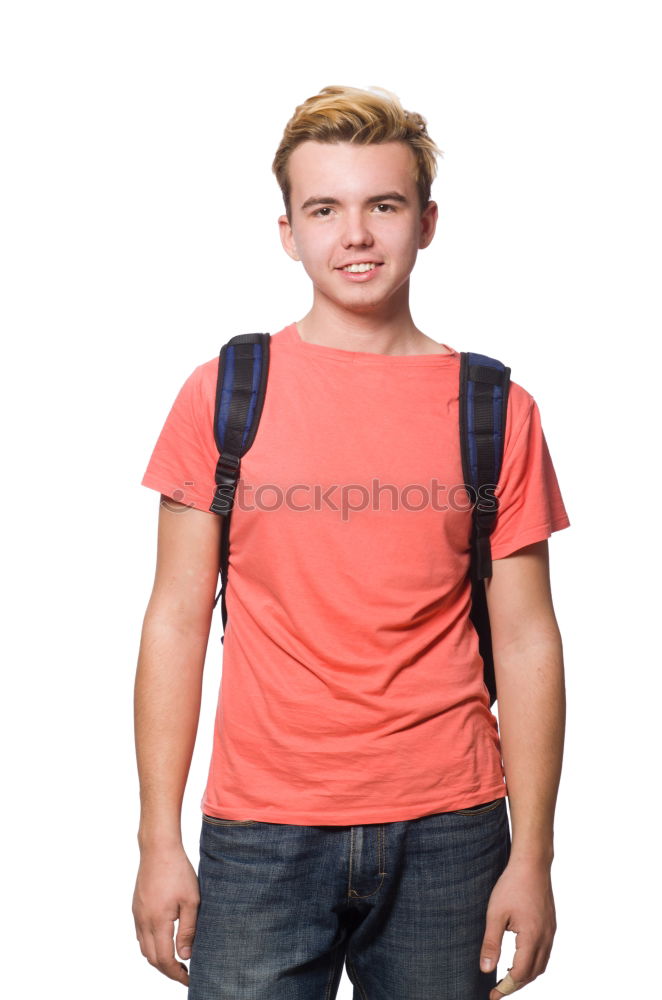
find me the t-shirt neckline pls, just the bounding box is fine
[283,322,458,365]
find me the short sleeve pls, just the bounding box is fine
[489,388,571,560]
[141,359,219,510]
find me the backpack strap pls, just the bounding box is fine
[459,351,511,705]
[209,332,271,641]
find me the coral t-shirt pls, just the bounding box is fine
[141,321,571,825]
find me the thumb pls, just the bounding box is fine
[176,902,199,960]
[480,914,504,973]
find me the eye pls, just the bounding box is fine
[312,203,396,218]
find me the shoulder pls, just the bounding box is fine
[460,353,535,417]
[462,353,535,435]
[161,356,219,435]
[502,378,538,454]
[190,355,219,388]
[178,355,219,406]
[507,378,535,421]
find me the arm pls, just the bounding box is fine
[479,539,566,998]
[132,496,221,986]
[486,537,565,864]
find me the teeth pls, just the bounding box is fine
[342,262,378,273]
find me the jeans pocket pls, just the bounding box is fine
[452,797,504,816]
[202,813,259,826]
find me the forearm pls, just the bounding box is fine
[494,629,566,866]
[134,612,209,852]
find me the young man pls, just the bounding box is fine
[132,85,570,1000]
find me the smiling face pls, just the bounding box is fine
[278,140,437,320]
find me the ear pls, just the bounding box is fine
[419,200,438,250]
[278,214,300,261]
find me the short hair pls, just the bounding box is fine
[272,84,444,222]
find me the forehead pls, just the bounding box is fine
[288,140,417,202]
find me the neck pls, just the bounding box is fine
[297,296,443,356]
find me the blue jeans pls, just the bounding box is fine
[188,796,511,999]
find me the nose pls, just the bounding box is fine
[341,207,375,249]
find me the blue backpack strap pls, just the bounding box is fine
[459,351,511,706]
[210,332,271,640]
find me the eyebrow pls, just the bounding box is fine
[300,191,409,211]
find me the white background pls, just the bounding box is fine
[2,1,660,996]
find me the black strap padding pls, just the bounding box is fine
[210,333,271,640]
[459,351,511,706]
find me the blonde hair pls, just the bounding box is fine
[272,85,444,222]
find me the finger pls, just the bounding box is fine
[480,911,506,975]
[152,921,189,985]
[134,910,156,966]
[489,939,541,999]
[508,933,537,988]
[175,900,199,961]
[139,926,158,968]
[491,968,522,997]
[509,939,548,991]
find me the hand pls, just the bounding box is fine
[479,857,557,998]
[132,844,200,987]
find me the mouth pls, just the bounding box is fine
[336,262,384,283]
[337,262,383,272]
